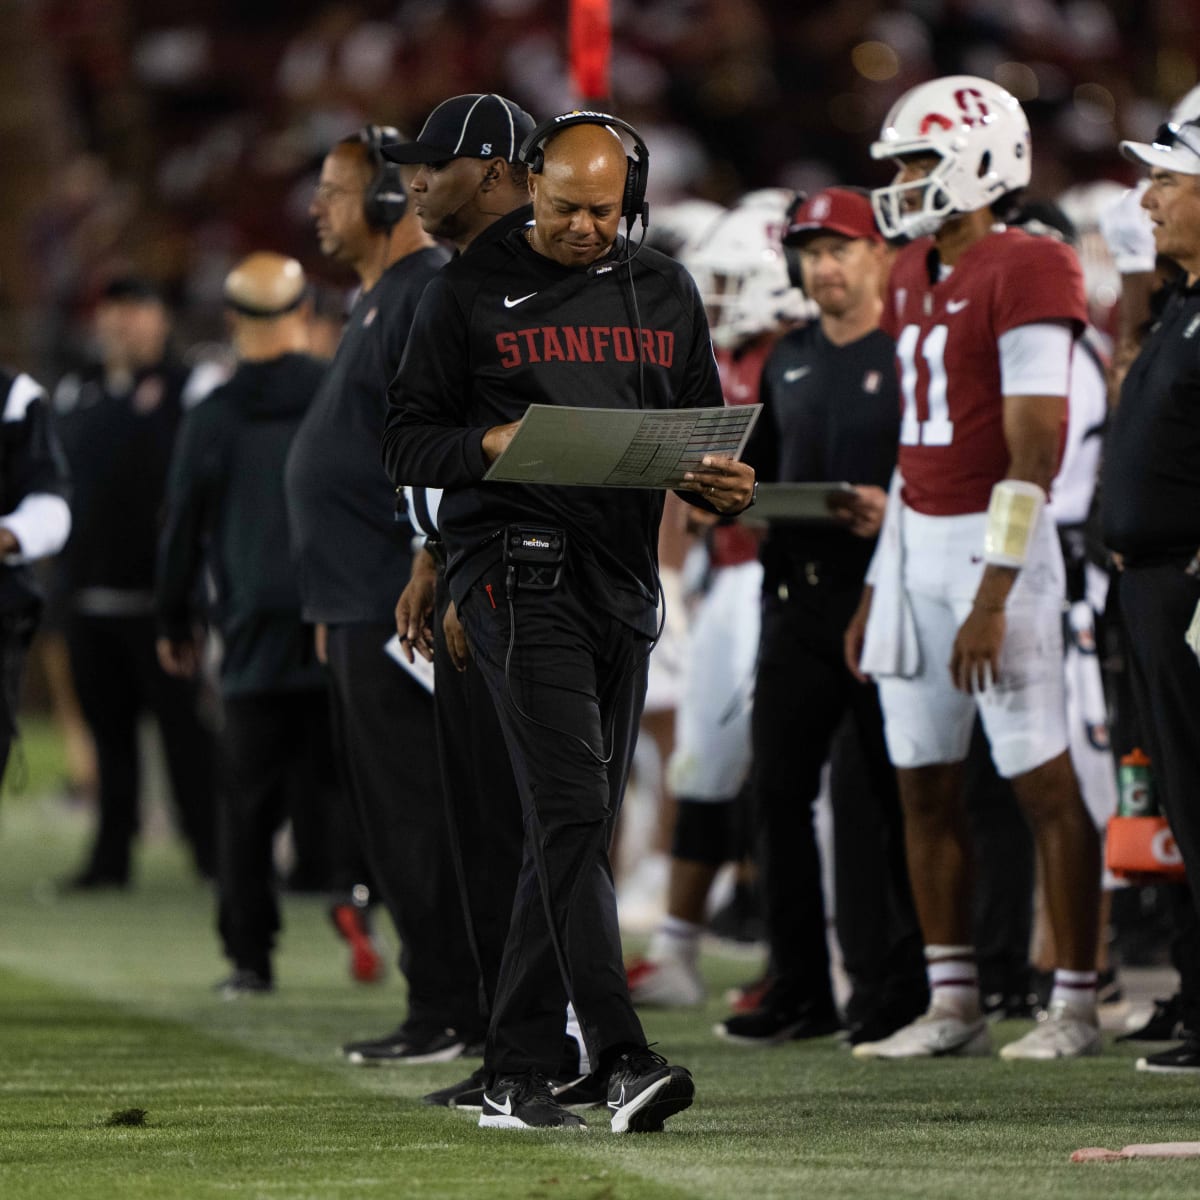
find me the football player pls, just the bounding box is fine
[845,76,1102,1060]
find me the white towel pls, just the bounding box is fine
[860,470,922,679]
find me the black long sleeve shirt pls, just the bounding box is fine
[382,231,724,635]
[1102,276,1200,563]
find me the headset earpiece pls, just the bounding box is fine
[519,111,649,230]
[360,124,408,230]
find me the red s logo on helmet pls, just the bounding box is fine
[954,87,991,127]
[919,112,955,135]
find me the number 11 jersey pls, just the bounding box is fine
[881,228,1087,516]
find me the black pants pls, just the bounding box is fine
[1120,564,1200,1027]
[67,613,215,881]
[0,618,32,785]
[828,713,927,1018]
[324,621,481,1034]
[433,575,523,1022]
[458,564,648,1077]
[963,720,1036,999]
[216,688,339,973]
[753,579,921,1013]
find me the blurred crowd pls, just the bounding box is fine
[2,0,1198,382]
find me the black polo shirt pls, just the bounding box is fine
[745,322,899,588]
[1102,277,1200,563]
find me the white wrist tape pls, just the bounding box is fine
[983,480,1045,568]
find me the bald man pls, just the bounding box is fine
[156,252,341,995]
[383,115,755,1131]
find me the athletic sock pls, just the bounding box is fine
[1049,968,1098,1015]
[648,915,703,964]
[925,945,981,1018]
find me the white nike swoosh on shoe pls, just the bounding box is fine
[483,1093,513,1116]
[504,292,538,308]
[607,1084,627,1110]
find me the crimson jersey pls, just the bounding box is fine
[712,338,775,567]
[881,228,1087,516]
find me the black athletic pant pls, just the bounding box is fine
[0,618,32,786]
[828,713,926,1020]
[1120,564,1200,1029]
[433,575,523,1022]
[753,576,916,1015]
[67,613,215,881]
[324,621,481,1035]
[217,688,338,974]
[457,564,648,1077]
[962,720,1036,1000]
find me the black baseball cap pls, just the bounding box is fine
[381,93,535,165]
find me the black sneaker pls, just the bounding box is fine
[342,1025,469,1065]
[1097,967,1123,1007]
[714,996,841,1045]
[421,1065,489,1108]
[551,1072,610,1108]
[214,968,273,998]
[846,989,929,1047]
[1136,1036,1200,1074]
[1117,994,1184,1043]
[606,1048,694,1133]
[479,1072,587,1130]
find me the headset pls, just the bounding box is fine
[519,110,649,234]
[359,124,408,230]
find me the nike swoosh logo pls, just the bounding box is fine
[484,1092,513,1115]
[946,299,970,314]
[783,366,811,382]
[608,1084,627,1110]
[504,292,538,308]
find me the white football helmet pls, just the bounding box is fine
[644,199,726,260]
[870,75,1031,239]
[682,189,812,349]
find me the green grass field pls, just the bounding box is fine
[2,720,1199,1199]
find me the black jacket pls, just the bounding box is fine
[382,231,723,634]
[55,358,191,598]
[0,369,71,622]
[1102,276,1200,563]
[156,353,327,696]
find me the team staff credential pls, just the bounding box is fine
[383,113,754,1132]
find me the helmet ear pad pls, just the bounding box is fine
[360,125,408,230]
[520,111,649,228]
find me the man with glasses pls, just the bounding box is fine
[285,126,484,1062]
[1102,115,1200,1074]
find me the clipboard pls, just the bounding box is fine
[743,482,858,524]
[484,403,761,488]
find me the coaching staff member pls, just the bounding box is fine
[156,253,340,996]
[0,367,71,780]
[285,126,483,1061]
[714,188,926,1048]
[382,93,555,1107]
[1103,118,1200,1075]
[383,113,755,1131]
